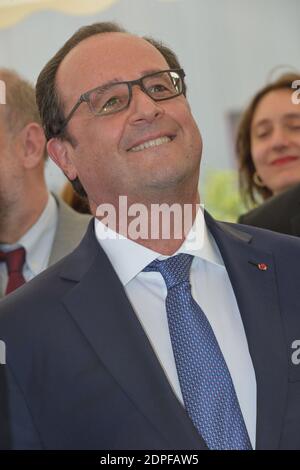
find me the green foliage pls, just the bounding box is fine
[203,170,247,222]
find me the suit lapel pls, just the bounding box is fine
[48,195,91,266]
[60,222,206,450]
[205,212,288,449]
[291,213,300,236]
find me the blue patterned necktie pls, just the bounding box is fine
[144,253,252,450]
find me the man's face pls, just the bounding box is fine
[0,111,23,215]
[52,33,202,207]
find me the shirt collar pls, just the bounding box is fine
[0,194,58,275]
[94,206,224,286]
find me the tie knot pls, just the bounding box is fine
[0,247,26,274]
[143,253,194,289]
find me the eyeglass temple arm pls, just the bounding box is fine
[55,94,87,136]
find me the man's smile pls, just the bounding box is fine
[128,135,174,152]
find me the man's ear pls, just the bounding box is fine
[47,137,78,181]
[19,122,46,169]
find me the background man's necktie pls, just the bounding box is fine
[144,253,252,450]
[0,247,26,294]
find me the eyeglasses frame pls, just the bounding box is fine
[56,68,186,136]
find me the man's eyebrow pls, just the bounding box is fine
[89,78,123,92]
[90,69,167,92]
[140,68,166,76]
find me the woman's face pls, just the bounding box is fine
[251,88,300,195]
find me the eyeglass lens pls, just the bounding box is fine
[89,70,182,116]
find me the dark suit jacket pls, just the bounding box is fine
[238,183,300,236]
[1,212,300,449]
[0,365,10,450]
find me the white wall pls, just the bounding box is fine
[1,0,299,192]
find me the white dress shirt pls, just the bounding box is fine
[94,207,257,448]
[0,193,58,296]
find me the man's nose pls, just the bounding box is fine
[128,85,164,125]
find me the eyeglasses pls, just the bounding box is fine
[56,68,185,136]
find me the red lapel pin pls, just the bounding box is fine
[257,263,268,271]
[248,261,268,271]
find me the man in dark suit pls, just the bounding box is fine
[0,364,10,449]
[0,69,90,298]
[238,183,300,236]
[1,22,300,450]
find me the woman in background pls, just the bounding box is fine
[237,72,300,207]
[237,73,300,235]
